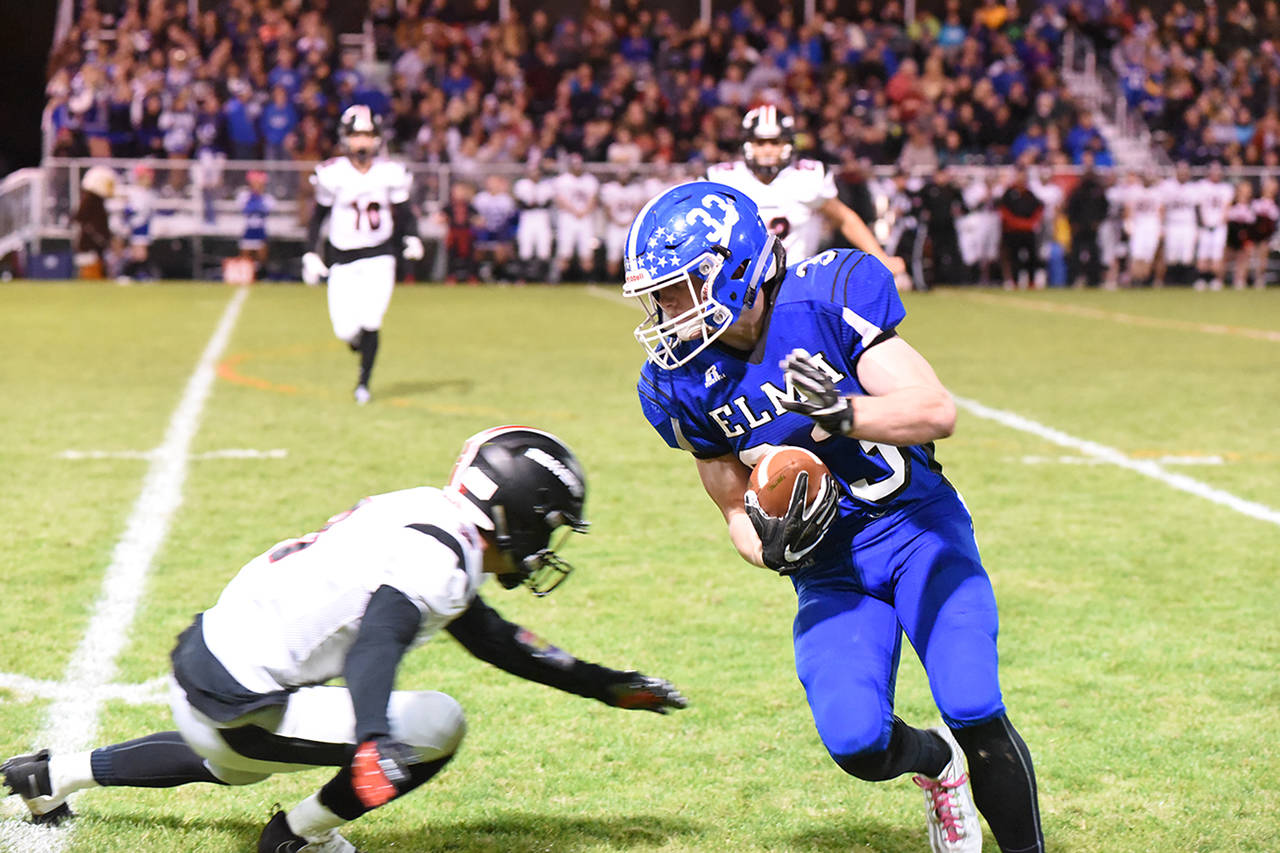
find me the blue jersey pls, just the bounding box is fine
[241,191,271,244]
[638,248,953,526]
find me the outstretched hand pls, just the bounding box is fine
[602,671,689,714]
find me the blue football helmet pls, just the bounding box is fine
[622,181,780,369]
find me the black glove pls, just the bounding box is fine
[351,736,420,808]
[779,348,855,437]
[600,671,689,714]
[744,469,840,572]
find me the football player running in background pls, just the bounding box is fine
[2,427,686,853]
[302,105,425,405]
[622,183,1044,853]
[706,105,906,281]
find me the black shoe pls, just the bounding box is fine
[2,749,74,824]
[259,808,361,852]
[259,810,307,853]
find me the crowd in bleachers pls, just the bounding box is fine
[44,0,1119,176]
[1102,1,1280,169]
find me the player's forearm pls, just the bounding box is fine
[306,203,332,248]
[727,509,767,568]
[847,385,956,446]
[838,211,890,263]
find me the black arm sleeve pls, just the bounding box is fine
[392,200,417,241]
[344,584,422,742]
[306,203,332,250]
[445,595,623,700]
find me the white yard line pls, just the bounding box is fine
[586,285,1278,525]
[941,290,1280,343]
[0,288,248,853]
[956,396,1280,526]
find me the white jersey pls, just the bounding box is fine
[705,158,838,259]
[599,179,649,228]
[1159,179,1198,228]
[513,176,555,213]
[201,487,486,696]
[311,156,413,251]
[1194,179,1233,229]
[1123,182,1162,222]
[473,189,517,233]
[551,170,600,216]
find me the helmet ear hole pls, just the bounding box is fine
[731,258,750,280]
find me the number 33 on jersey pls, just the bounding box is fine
[638,247,946,518]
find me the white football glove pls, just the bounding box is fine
[402,235,425,261]
[301,251,328,286]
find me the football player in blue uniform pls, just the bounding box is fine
[622,182,1044,853]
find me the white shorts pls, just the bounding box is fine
[604,223,630,264]
[1196,225,1227,263]
[517,212,552,261]
[556,213,596,261]
[169,677,465,785]
[1163,222,1197,264]
[1128,219,1161,263]
[326,254,396,343]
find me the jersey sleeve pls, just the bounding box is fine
[378,525,473,622]
[387,162,412,205]
[812,162,838,207]
[310,164,336,207]
[637,368,728,458]
[820,251,906,351]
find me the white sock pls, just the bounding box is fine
[287,792,347,839]
[48,752,98,799]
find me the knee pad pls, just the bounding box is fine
[206,762,271,786]
[392,691,466,761]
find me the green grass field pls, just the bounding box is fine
[1,281,1278,852]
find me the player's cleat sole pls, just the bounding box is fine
[2,749,73,824]
[912,726,982,853]
[259,809,361,852]
[354,385,371,405]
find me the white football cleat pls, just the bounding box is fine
[353,385,371,406]
[913,726,982,853]
[258,810,361,852]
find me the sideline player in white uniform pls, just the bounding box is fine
[1158,161,1198,287]
[1124,171,1163,286]
[120,162,157,282]
[600,169,650,280]
[302,105,425,404]
[958,172,1001,285]
[1193,161,1234,290]
[705,106,904,276]
[551,153,600,282]
[513,160,555,282]
[2,427,687,852]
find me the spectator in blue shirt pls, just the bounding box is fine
[259,84,299,160]
[223,90,260,160]
[1010,122,1048,163]
[1065,111,1105,163]
[267,46,302,97]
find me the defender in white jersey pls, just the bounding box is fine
[513,160,556,281]
[1123,172,1163,284]
[303,106,426,404]
[2,427,686,852]
[1193,161,1234,289]
[551,153,600,282]
[600,170,650,280]
[1158,161,1199,285]
[704,106,904,278]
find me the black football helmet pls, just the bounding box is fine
[339,105,382,166]
[742,105,795,181]
[448,426,589,595]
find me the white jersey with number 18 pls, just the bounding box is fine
[312,157,413,251]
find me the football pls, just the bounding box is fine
[747,446,829,517]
